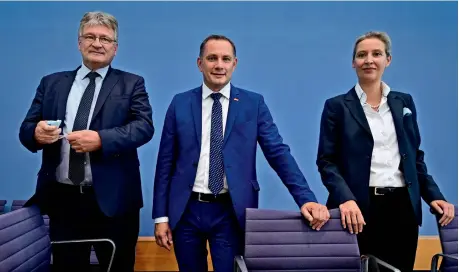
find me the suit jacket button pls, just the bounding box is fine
[188,184,193,188]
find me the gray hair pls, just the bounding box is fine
[353,31,392,60]
[78,11,118,42]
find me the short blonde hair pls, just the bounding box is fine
[78,11,118,42]
[353,31,391,60]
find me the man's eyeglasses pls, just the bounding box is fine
[80,35,116,45]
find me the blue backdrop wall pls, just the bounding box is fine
[0,1,457,236]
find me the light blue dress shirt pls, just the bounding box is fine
[56,63,109,185]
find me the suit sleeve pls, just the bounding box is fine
[152,96,177,219]
[19,77,45,153]
[257,95,318,207]
[316,99,356,205]
[97,76,154,156]
[408,95,446,203]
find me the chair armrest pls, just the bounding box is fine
[431,253,459,272]
[362,254,401,272]
[234,255,248,272]
[51,238,116,272]
[360,256,369,272]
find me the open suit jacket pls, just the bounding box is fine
[316,87,445,225]
[153,85,318,229]
[19,66,154,217]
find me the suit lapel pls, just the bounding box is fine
[90,67,120,123]
[56,68,79,127]
[191,87,202,147]
[387,92,405,144]
[223,85,240,146]
[344,88,372,137]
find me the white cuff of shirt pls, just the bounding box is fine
[154,217,169,224]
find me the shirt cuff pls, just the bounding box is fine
[154,217,169,224]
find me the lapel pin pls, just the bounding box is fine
[234,98,239,101]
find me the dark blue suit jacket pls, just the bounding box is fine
[19,66,154,217]
[316,88,445,225]
[153,85,317,229]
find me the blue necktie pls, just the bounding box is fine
[208,92,224,195]
[68,71,100,185]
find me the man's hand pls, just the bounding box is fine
[67,130,102,153]
[339,200,365,234]
[155,222,173,251]
[431,200,455,227]
[34,121,61,144]
[301,202,330,231]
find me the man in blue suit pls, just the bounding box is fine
[19,11,154,272]
[153,34,329,272]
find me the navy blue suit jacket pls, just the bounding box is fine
[316,88,445,225]
[19,66,154,217]
[153,85,317,229]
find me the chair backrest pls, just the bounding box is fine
[7,200,99,264]
[0,200,6,214]
[436,205,458,272]
[8,200,96,264]
[243,208,361,271]
[0,205,51,272]
[11,200,50,233]
[11,200,28,211]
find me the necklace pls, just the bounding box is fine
[368,103,380,112]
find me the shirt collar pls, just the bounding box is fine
[77,63,109,81]
[202,82,231,100]
[355,81,391,105]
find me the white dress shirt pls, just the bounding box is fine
[192,82,230,194]
[154,82,231,224]
[355,82,405,187]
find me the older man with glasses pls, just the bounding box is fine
[19,11,154,272]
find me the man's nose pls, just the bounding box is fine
[91,38,103,48]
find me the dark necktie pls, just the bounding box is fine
[208,92,224,195]
[68,72,99,185]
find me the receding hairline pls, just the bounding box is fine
[199,35,237,58]
[201,40,236,57]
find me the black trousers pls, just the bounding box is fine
[47,182,139,272]
[358,187,419,272]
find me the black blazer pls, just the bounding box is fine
[316,87,445,225]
